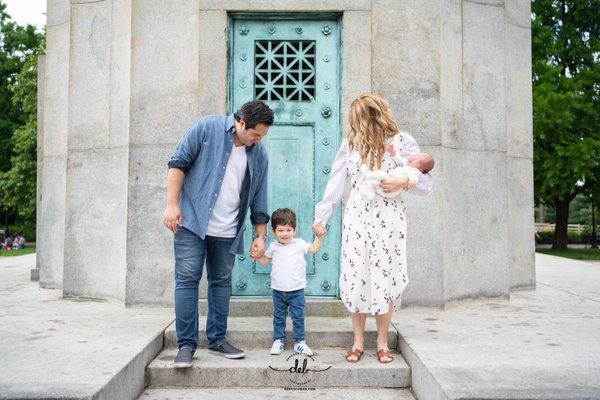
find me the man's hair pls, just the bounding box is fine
[271,208,297,230]
[234,100,275,129]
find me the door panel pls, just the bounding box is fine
[229,16,341,297]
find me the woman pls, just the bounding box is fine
[313,93,432,363]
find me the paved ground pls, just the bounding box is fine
[393,253,600,399]
[2,253,599,399]
[0,254,174,399]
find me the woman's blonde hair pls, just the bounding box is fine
[346,93,399,170]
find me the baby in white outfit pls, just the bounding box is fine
[361,146,434,200]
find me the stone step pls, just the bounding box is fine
[147,347,411,388]
[200,298,349,317]
[138,387,417,399]
[163,317,398,349]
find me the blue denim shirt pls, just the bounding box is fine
[168,114,269,255]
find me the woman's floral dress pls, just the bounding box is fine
[314,132,432,315]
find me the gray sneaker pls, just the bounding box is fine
[208,340,246,359]
[173,346,194,368]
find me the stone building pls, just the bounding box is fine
[37,0,534,307]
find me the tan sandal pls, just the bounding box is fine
[345,348,363,363]
[376,348,394,363]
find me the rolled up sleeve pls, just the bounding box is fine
[168,120,205,173]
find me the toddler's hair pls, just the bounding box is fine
[271,208,297,230]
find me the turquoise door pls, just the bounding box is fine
[229,16,341,297]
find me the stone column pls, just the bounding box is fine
[63,0,131,300]
[372,0,534,306]
[38,0,70,290]
[443,0,511,303]
[505,0,535,290]
[125,0,201,305]
[373,0,446,306]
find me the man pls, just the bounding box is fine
[163,100,274,368]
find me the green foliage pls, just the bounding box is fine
[0,1,44,224]
[532,0,600,247]
[532,0,600,201]
[536,226,595,244]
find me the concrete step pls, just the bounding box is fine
[200,298,349,317]
[164,317,398,350]
[138,387,417,399]
[147,347,411,388]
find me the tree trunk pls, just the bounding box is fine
[552,197,571,250]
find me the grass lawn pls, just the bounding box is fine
[536,248,600,261]
[0,247,36,257]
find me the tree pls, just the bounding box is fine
[0,1,44,229]
[0,49,40,223]
[532,0,600,249]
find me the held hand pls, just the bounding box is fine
[405,180,417,191]
[312,222,326,237]
[163,204,182,233]
[379,175,409,194]
[250,237,265,259]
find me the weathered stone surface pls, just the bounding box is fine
[39,0,535,308]
[38,0,70,290]
[199,0,372,10]
[68,0,112,150]
[505,20,533,159]
[63,148,128,301]
[147,347,411,388]
[125,145,174,306]
[47,0,69,27]
[139,388,416,400]
[403,145,444,308]
[440,0,463,150]
[507,157,535,289]
[162,317,397,349]
[38,155,67,289]
[462,0,506,152]
[341,11,371,134]
[372,0,441,146]
[130,0,200,146]
[441,147,510,302]
[505,0,531,28]
[36,55,46,278]
[199,10,227,116]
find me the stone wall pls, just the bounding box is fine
[38,0,534,306]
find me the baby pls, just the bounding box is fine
[361,150,434,200]
[255,208,324,356]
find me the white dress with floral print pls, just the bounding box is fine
[314,132,432,315]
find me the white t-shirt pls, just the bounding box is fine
[265,238,311,292]
[207,144,247,237]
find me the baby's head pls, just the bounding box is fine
[406,152,434,173]
[271,208,297,245]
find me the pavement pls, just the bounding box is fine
[394,253,600,400]
[0,254,174,400]
[1,253,599,399]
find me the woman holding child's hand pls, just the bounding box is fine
[313,94,432,364]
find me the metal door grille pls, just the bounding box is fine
[254,40,316,101]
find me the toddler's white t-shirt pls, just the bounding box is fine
[265,238,311,292]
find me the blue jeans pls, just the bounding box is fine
[272,288,305,343]
[174,227,235,350]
